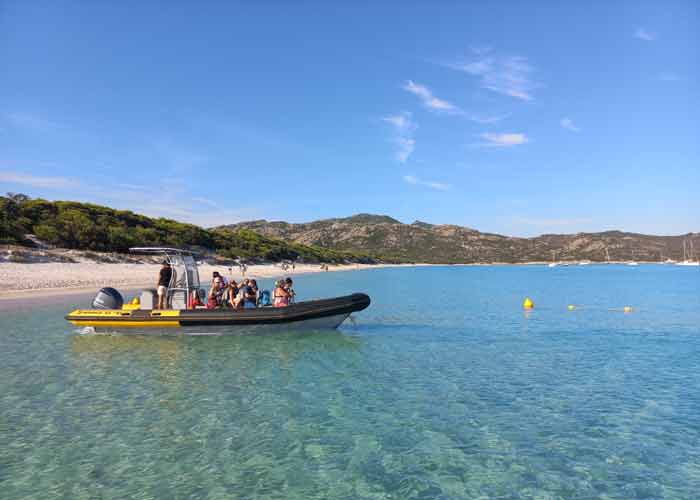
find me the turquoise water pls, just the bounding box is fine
[1,265,699,499]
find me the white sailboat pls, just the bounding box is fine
[677,239,700,267]
[547,250,558,267]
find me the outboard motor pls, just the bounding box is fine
[92,287,124,310]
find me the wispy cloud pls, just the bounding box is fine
[154,140,209,173]
[383,112,417,163]
[117,183,149,191]
[469,114,508,124]
[446,48,538,101]
[402,80,462,114]
[192,196,218,207]
[403,174,451,191]
[658,72,680,81]
[478,132,528,148]
[0,170,78,188]
[3,112,67,132]
[635,28,656,41]
[560,117,580,132]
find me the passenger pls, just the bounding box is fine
[156,260,172,309]
[189,289,205,309]
[207,277,225,309]
[235,278,255,310]
[273,279,291,307]
[212,271,229,287]
[225,280,239,308]
[243,279,258,308]
[285,277,296,304]
[249,279,259,305]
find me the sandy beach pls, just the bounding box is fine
[0,262,404,300]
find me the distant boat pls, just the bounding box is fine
[578,260,591,266]
[627,261,638,266]
[547,250,558,267]
[547,262,558,268]
[677,239,700,266]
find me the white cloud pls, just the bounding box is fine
[383,112,417,163]
[635,28,656,41]
[3,112,67,132]
[560,117,580,132]
[0,170,78,188]
[192,196,218,207]
[446,49,538,101]
[402,80,462,114]
[382,113,415,132]
[403,174,451,191]
[478,132,528,147]
[470,114,508,124]
[117,183,149,191]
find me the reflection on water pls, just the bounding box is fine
[2,265,700,498]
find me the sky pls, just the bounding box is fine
[1,1,698,236]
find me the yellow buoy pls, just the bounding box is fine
[523,297,534,309]
[567,304,576,311]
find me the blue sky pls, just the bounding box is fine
[1,1,698,236]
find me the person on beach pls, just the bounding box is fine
[157,260,172,309]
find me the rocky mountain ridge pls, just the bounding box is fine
[218,214,699,264]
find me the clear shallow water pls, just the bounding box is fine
[1,265,699,499]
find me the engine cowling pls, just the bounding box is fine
[91,287,124,310]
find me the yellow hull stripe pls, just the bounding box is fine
[70,320,181,328]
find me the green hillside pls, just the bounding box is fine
[0,194,374,263]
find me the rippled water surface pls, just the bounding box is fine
[1,265,699,499]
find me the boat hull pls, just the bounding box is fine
[66,293,370,335]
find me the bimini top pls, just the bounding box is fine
[129,247,195,255]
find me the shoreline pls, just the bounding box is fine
[0,260,674,302]
[0,262,419,301]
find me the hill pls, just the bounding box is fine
[0,194,374,264]
[219,215,699,264]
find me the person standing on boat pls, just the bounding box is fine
[156,260,172,309]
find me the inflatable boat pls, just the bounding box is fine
[65,247,371,334]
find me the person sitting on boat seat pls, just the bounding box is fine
[273,279,291,307]
[285,277,296,304]
[189,288,205,309]
[212,271,228,287]
[249,279,260,306]
[242,279,258,308]
[224,280,239,308]
[207,277,225,309]
[156,260,172,309]
[231,279,248,310]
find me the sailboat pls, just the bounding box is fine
[547,250,558,267]
[677,239,700,267]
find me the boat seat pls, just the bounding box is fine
[169,289,187,310]
[140,289,157,309]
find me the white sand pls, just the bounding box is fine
[0,262,403,299]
